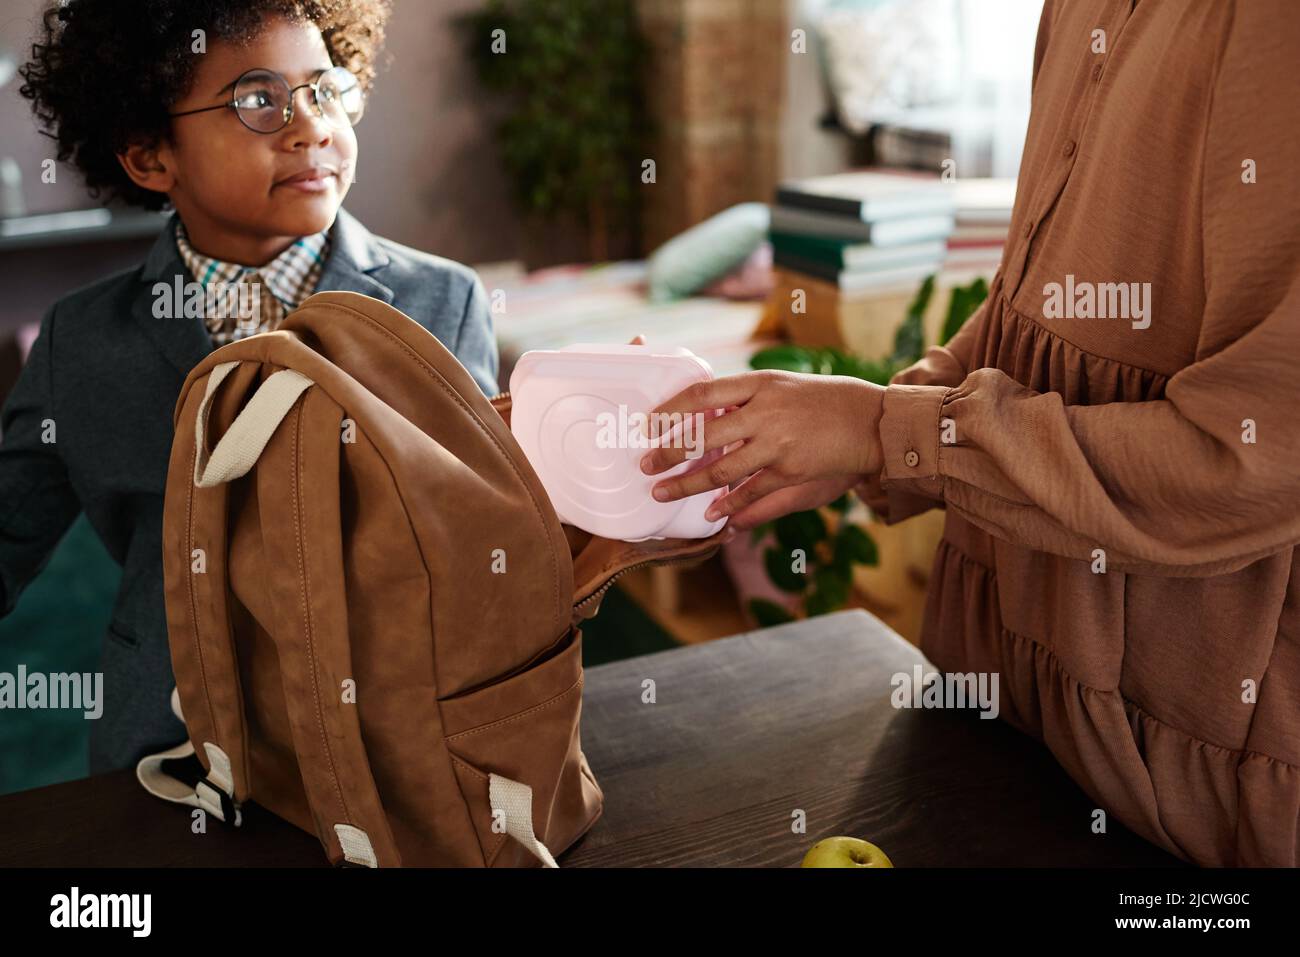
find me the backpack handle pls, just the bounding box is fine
[193,360,315,488]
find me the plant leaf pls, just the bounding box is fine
[773,509,827,551]
[750,344,816,373]
[803,589,834,618]
[834,523,879,569]
[891,273,935,365]
[764,547,807,593]
[940,276,990,346]
[804,566,850,617]
[828,350,896,385]
[816,564,850,603]
[748,598,796,627]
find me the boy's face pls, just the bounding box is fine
[149,17,358,263]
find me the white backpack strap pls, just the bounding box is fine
[333,824,379,868]
[135,687,243,827]
[193,360,315,487]
[490,773,559,868]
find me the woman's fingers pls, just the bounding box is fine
[651,371,768,417]
[702,468,789,522]
[650,438,768,503]
[639,405,751,475]
[729,490,800,530]
[728,475,859,529]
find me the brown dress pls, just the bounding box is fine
[863,0,1300,866]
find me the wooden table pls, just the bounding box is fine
[0,610,1180,867]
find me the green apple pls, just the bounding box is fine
[801,836,893,868]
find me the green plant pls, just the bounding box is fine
[940,275,989,346]
[747,493,877,627]
[459,0,648,261]
[745,274,990,624]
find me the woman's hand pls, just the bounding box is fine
[639,370,885,528]
[713,474,866,529]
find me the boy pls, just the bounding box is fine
[3,0,497,774]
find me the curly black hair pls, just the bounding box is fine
[17,0,392,210]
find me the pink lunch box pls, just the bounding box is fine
[508,344,730,542]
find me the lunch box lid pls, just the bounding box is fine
[508,344,727,541]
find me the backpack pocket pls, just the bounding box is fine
[437,626,602,866]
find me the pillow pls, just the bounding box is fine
[699,243,774,301]
[647,202,770,302]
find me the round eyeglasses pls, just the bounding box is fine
[168,66,364,134]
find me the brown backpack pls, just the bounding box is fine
[136,290,724,867]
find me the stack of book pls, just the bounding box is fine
[764,170,956,358]
[770,171,955,291]
[760,171,1018,356]
[944,178,1016,279]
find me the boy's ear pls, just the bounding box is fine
[117,140,177,195]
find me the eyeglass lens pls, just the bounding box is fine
[231,67,364,133]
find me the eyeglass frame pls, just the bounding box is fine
[167,65,364,134]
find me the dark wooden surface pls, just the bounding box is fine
[0,610,1181,867]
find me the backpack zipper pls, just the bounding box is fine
[572,550,721,614]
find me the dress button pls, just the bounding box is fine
[1062,139,1076,157]
[904,450,920,468]
[1092,63,1103,81]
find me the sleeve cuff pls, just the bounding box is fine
[872,382,951,518]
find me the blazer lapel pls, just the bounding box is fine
[315,206,394,305]
[130,212,215,378]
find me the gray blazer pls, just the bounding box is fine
[0,207,498,774]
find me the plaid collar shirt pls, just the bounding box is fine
[175,219,330,346]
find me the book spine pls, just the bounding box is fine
[769,235,847,269]
[774,189,863,220]
[772,250,842,283]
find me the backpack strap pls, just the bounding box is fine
[136,687,243,826]
[138,360,272,827]
[252,379,403,867]
[193,360,314,487]
[489,773,559,868]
